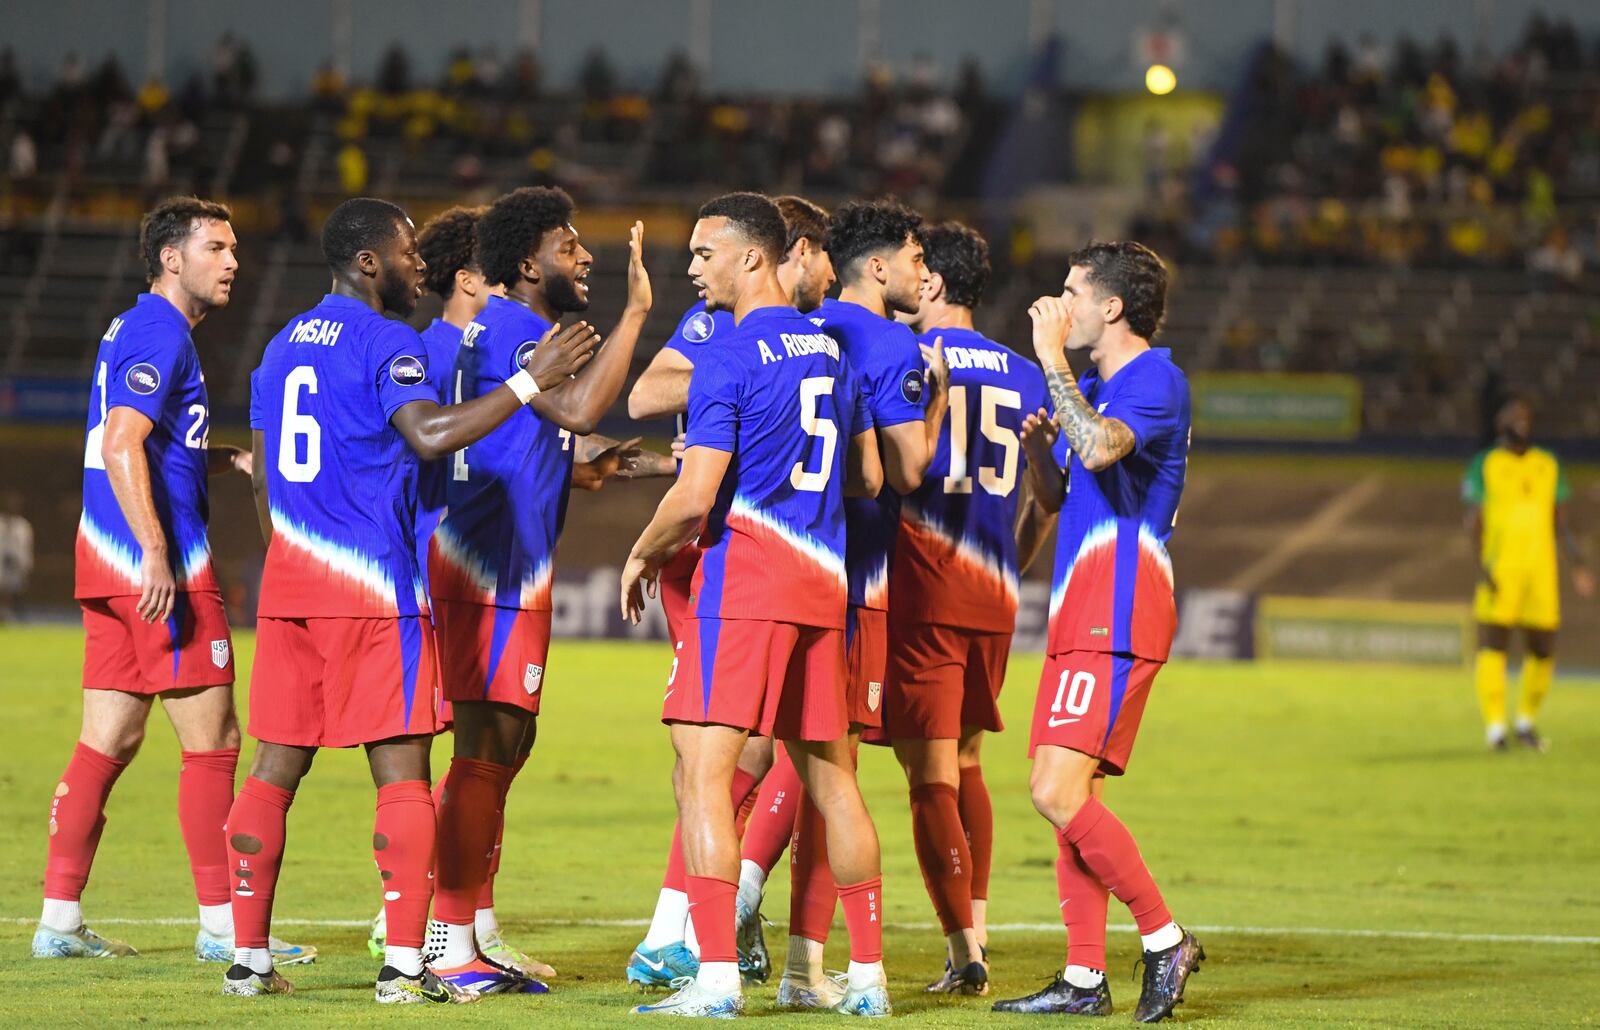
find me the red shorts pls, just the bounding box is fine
[81,592,234,695]
[845,606,886,730]
[433,598,552,714]
[881,619,1011,740]
[1028,650,1162,775]
[664,616,847,741]
[249,616,438,748]
[659,544,700,645]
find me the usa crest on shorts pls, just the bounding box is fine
[211,639,231,669]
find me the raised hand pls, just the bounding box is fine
[1020,406,1059,461]
[1028,295,1072,367]
[625,220,653,316]
[524,321,602,390]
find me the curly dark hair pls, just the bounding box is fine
[418,205,486,299]
[826,198,923,282]
[139,196,232,283]
[322,197,408,271]
[697,192,786,265]
[773,195,830,263]
[476,186,577,288]
[921,222,990,309]
[1068,240,1168,340]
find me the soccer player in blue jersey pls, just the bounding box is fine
[224,197,597,1004]
[36,196,315,968]
[891,222,1050,994]
[621,192,889,1018]
[993,241,1203,1022]
[623,195,836,990]
[426,186,657,989]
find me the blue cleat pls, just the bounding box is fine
[627,941,699,989]
[32,924,137,958]
[195,928,317,966]
[432,954,549,995]
[1133,929,1204,1023]
[834,979,893,1017]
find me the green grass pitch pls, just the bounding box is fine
[2,625,1597,1026]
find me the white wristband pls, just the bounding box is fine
[506,368,542,404]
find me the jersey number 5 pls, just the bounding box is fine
[790,376,839,492]
[278,365,321,482]
[943,384,1021,496]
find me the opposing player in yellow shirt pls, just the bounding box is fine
[1463,396,1593,751]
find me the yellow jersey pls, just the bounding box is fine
[1462,445,1567,573]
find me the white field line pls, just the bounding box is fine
[6,916,1595,946]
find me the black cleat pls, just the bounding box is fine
[1133,929,1204,1023]
[992,972,1112,1015]
[925,959,989,995]
[1515,726,1548,752]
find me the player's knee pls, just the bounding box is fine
[81,723,145,762]
[1029,771,1090,828]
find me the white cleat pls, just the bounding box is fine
[834,980,893,1017]
[196,929,317,966]
[776,970,847,1009]
[222,963,295,996]
[631,978,744,1017]
[32,924,137,958]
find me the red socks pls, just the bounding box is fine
[959,765,993,902]
[662,766,761,892]
[740,751,799,873]
[686,875,739,962]
[178,748,238,907]
[1055,825,1110,969]
[225,776,294,949]
[434,757,513,924]
[43,743,129,902]
[477,751,528,911]
[1062,796,1172,935]
[374,780,437,949]
[837,877,884,963]
[788,789,837,942]
[908,782,974,934]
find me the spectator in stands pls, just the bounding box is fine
[0,491,33,622]
[1528,225,1583,289]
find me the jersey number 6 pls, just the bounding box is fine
[278,365,321,482]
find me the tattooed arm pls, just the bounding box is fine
[1028,295,1136,472]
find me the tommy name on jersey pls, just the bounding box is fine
[755,329,838,364]
[943,345,1011,373]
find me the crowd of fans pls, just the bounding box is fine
[1145,13,1600,281]
[4,16,1600,280]
[0,38,990,214]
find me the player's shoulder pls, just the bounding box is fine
[674,301,731,347]
[1123,347,1189,400]
[109,293,190,349]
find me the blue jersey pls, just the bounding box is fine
[76,293,217,598]
[413,318,463,589]
[686,305,872,629]
[250,294,437,618]
[814,298,926,610]
[894,328,1049,633]
[662,300,735,442]
[1047,348,1190,661]
[430,295,573,611]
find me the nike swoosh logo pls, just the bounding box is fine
[637,954,667,972]
[664,690,674,702]
[1047,716,1080,727]
[418,984,451,1002]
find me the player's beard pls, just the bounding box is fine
[545,273,589,315]
[378,267,419,316]
[885,278,920,316]
[794,271,828,313]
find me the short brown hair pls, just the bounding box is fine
[140,196,233,283]
[1067,240,1168,340]
[773,196,829,263]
